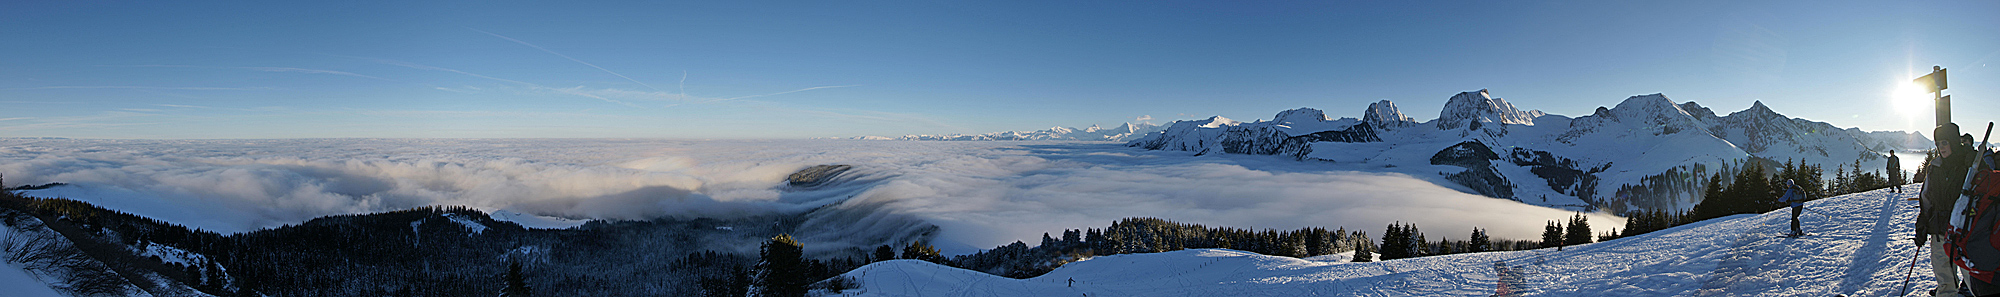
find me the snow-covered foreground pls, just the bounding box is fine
[0,222,94,297]
[0,265,66,297]
[841,185,1941,296]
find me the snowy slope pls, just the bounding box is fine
[0,265,67,297]
[838,185,1939,296]
[0,227,73,297]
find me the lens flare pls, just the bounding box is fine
[1892,81,1930,117]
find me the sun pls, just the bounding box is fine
[1892,81,1931,117]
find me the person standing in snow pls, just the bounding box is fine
[1919,123,1977,296]
[1890,150,1904,193]
[1782,179,1806,237]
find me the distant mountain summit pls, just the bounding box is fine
[1362,100,1418,129]
[1435,89,1545,130]
[1127,90,1932,213]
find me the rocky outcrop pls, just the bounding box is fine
[1363,100,1418,129]
[1435,89,1544,130]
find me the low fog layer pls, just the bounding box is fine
[0,139,1621,253]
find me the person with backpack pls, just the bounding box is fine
[1920,123,1977,296]
[1782,179,1806,237]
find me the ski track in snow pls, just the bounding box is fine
[841,185,1942,296]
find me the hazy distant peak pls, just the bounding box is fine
[1273,107,1331,124]
[1199,116,1241,128]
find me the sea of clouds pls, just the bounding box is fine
[0,138,1621,254]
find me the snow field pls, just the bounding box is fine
[839,185,1939,296]
[0,224,73,297]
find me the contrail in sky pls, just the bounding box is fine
[719,85,860,102]
[469,28,662,92]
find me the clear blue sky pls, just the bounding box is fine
[3,1,1996,139]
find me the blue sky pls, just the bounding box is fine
[2,1,1996,139]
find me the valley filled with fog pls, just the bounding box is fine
[0,138,1618,253]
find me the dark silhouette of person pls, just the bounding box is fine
[1781,179,1805,237]
[1889,150,1903,193]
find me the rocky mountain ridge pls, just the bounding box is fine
[1126,90,1931,213]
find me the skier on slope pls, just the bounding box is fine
[1919,123,1977,296]
[1782,179,1806,237]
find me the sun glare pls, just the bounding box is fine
[1892,81,1930,117]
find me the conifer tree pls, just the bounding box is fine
[1469,228,1490,253]
[1730,164,1770,214]
[873,245,895,262]
[756,234,808,297]
[1412,227,1428,257]
[1541,221,1564,249]
[1851,159,1868,191]
[500,261,533,297]
[1833,164,1850,195]
[1085,228,1106,252]
[1380,223,1408,260]
[1564,214,1592,246]
[1690,172,1727,222]
[1352,245,1373,262]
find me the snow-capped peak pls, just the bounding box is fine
[1273,108,1331,125]
[1678,101,1719,122]
[1561,93,1711,140]
[1436,89,1544,130]
[1608,94,1703,130]
[1362,100,1417,129]
[1732,101,1781,119]
[1199,116,1241,128]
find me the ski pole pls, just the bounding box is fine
[1980,122,1993,152]
[1901,240,1925,296]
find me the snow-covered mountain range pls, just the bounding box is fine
[1127,89,1932,213]
[854,123,1163,142]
